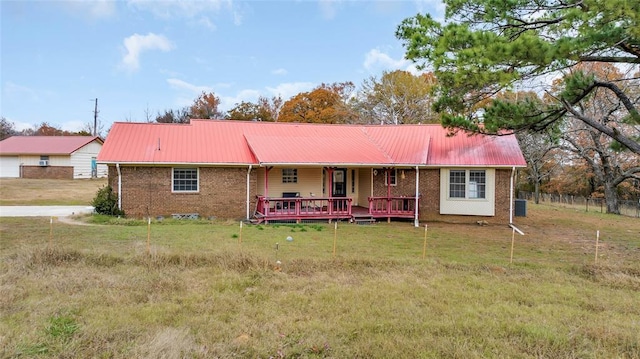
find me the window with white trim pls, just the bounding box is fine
[384,169,397,186]
[282,168,298,183]
[469,170,486,199]
[173,168,199,192]
[449,169,486,199]
[449,170,466,198]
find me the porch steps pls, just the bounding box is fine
[352,214,376,225]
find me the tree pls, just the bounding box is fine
[517,130,559,204]
[0,117,17,140]
[396,0,640,154]
[190,91,223,119]
[227,101,261,121]
[79,120,106,137]
[279,82,357,123]
[258,96,283,122]
[354,70,438,124]
[227,96,283,122]
[552,63,640,214]
[30,122,72,136]
[155,107,191,124]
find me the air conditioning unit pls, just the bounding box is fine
[39,160,49,166]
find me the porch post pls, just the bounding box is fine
[386,168,391,223]
[116,163,122,211]
[386,168,391,198]
[264,166,272,197]
[327,167,334,215]
[414,166,419,227]
[509,166,515,224]
[246,165,252,220]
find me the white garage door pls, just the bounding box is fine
[0,156,20,178]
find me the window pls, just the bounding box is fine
[449,169,486,199]
[173,168,198,192]
[469,171,486,199]
[384,169,397,186]
[282,168,298,183]
[40,155,50,161]
[449,170,466,198]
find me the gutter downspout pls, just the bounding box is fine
[414,166,420,228]
[246,165,252,220]
[509,166,515,224]
[116,163,122,211]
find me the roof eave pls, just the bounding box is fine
[97,161,257,166]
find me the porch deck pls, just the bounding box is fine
[253,196,418,224]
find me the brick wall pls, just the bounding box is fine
[494,169,512,222]
[372,168,416,197]
[109,165,257,219]
[21,165,73,180]
[108,165,513,222]
[419,168,513,224]
[419,169,440,219]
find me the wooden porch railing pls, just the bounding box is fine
[368,196,418,218]
[256,196,353,222]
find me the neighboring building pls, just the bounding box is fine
[98,120,527,225]
[0,136,107,179]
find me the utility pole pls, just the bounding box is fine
[93,98,98,136]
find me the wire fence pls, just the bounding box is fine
[517,191,640,218]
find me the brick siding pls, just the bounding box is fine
[109,165,513,222]
[108,165,257,219]
[419,168,513,224]
[375,168,513,224]
[21,165,73,180]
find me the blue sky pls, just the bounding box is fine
[1,0,444,133]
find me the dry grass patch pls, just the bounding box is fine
[0,178,107,205]
[1,205,639,358]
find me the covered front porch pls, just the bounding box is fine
[253,195,418,224]
[252,166,421,224]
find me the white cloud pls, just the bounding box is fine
[271,68,288,76]
[60,120,85,132]
[232,9,243,25]
[127,0,224,18]
[194,16,217,31]
[121,33,175,72]
[318,0,338,20]
[414,0,446,22]
[4,117,33,132]
[219,89,262,111]
[62,0,117,19]
[363,48,410,72]
[266,82,316,100]
[3,81,39,101]
[362,48,430,75]
[167,79,214,93]
[126,0,242,28]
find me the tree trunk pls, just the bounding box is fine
[603,181,620,214]
[534,180,540,204]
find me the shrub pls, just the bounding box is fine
[91,185,124,216]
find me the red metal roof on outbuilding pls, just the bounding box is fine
[0,136,102,155]
[97,120,526,167]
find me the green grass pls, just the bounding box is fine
[1,205,639,358]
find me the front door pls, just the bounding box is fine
[332,168,347,197]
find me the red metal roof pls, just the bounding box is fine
[0,136,102,155]
[98,120,526,167]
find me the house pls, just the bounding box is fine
[97,120,526,225]
[0,136,107,179]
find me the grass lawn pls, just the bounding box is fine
[1,204,639,358]
[0,178,107,206]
